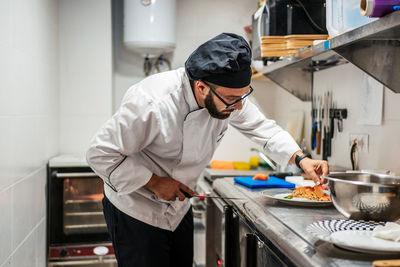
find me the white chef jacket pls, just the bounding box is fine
[86,67,300,231]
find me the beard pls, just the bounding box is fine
[204,91,234,120]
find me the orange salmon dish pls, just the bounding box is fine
[286,185,331,201]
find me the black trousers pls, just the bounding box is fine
[102,195,194,267]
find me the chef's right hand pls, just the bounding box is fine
[145,173,196,201]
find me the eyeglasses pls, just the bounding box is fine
[203,81,254,110]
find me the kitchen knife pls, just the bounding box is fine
[268,172,293,179]
[180,190,243,200]
[316,96,322,155]
[311,121,317,150]
[373,259,400,267]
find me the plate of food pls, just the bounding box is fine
[261,185,332,207]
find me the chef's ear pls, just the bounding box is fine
[195,80,209,96]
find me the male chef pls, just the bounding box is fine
[86,32,328,267]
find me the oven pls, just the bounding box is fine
[206,196,239,267]
[238,215,289,267]
[205,190,293,267]
[47,156,117,266]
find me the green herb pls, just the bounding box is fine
[284,195,293,199]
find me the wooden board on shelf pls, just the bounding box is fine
[262,43,286,49]
[260,34,328,58]
[251,72,266,80]
[284,34,328,40]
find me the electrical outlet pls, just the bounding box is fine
[349,134,369,153]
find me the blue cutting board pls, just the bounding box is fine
[233,176,295,189]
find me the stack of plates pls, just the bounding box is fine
[307,219,400,254]
[261,34,328,58]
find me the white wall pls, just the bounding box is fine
[59,0,113,154]
[313,64,400,174]
[254,64,400,175]
[0,0,59,265]
[113,0,259,162]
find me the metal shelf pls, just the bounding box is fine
[261,11,400,101]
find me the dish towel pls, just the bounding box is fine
[372,222,400,242]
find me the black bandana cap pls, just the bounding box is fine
[185,33,252,88]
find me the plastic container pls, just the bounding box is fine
[210,160,235,170]
[326,0,377,37]
[233,161,251,171]
[249,157,260,169]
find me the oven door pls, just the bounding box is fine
[205,196,239,267]
[48,168,110,245]
[238,216,288,267]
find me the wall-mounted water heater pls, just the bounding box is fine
[123,0,176,58]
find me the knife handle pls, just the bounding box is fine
[180,189,193,199]
[270,172,293,179]
[373,260,400,267]
[316,131,321,155]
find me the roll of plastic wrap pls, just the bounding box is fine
[361,0,400,17]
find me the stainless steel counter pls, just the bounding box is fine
[212,178,397,267]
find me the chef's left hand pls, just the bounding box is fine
[299,158,329,185]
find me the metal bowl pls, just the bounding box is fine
[326,172,400,221]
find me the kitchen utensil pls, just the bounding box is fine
[322,92,329,160]
[327,92,332,157]
[268,172,294,179]
[250,148,277,171]
[325,172,400,221]
[312,121,317,150]
[373,259,400,267]
[316,96,322,155]
[233,176,295,189]
[181,190,243,200]
[191,195,243,200]
[261,188,332,207]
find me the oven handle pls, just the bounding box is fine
[210,195,227,212]
[55,172,98,178]
[48,258,117,266]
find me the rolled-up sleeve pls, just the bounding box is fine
[229,99,300,167]
[86,90,160,195]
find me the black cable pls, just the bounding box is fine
[293,0,327,33]
[350,141,358,170]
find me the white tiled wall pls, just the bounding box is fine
[0,0,59,265]
[59,0,112,154]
